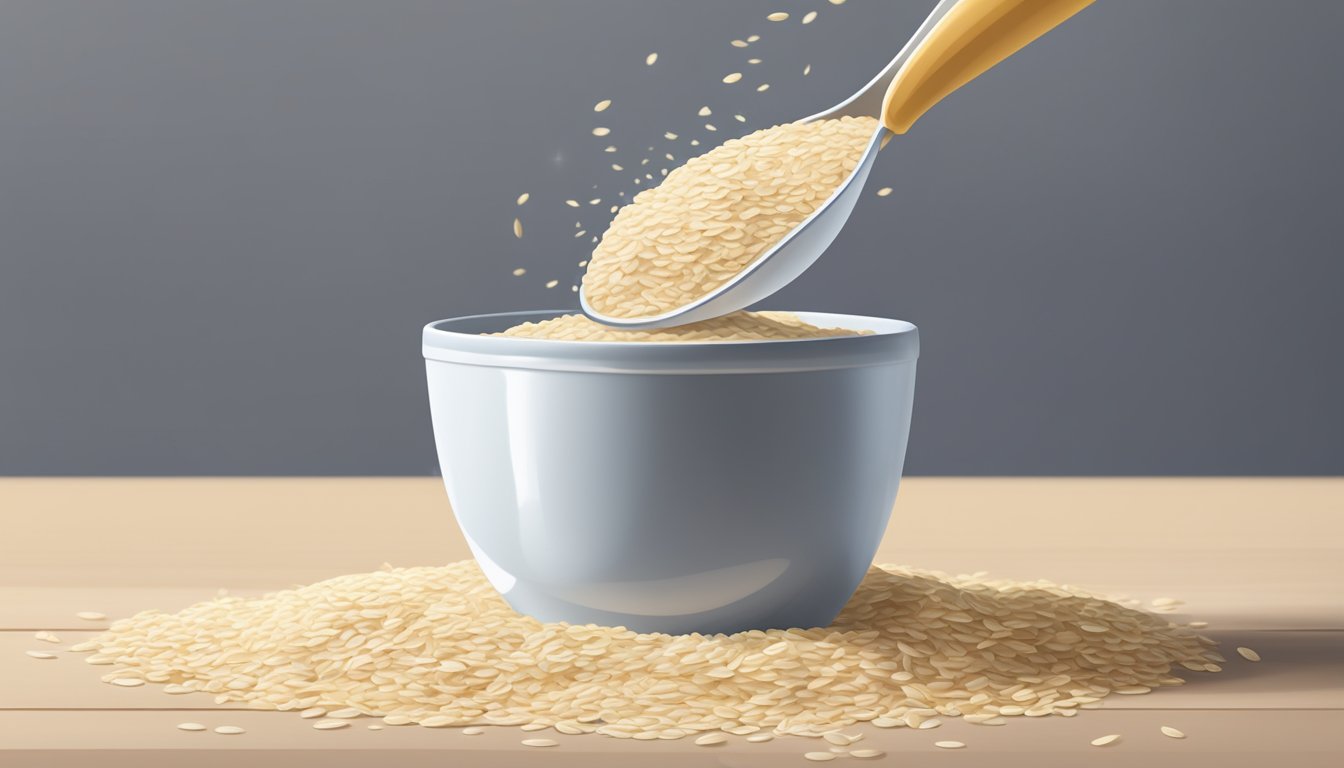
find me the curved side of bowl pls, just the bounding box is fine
[423,311,919,635]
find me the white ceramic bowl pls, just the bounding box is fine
[423,310,918,635]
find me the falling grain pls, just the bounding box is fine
[1237,647,1261,662]
[593,99,611,113]
[1091,734,1121,747]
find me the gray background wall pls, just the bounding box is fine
[1,0,1340,476]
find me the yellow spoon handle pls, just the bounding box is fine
[881,0,1095,134]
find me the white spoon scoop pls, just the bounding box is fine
[581,0,1095,330]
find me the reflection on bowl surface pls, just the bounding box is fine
[424,311,918,634]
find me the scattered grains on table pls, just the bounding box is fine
[327,708,361,719]
[695,732,728,746]
[1237,646,1261,662]
[1188,621,1209,628]
[767,12,789,22]
[463,726,484,735]
[35,631,60,643]
[594,99,611,112]
[110,678,144,687]
[544,279,559,289]
[367,724,383,730]
[176,722,207,731]
[214,726,245,735]
[823,732,853,746]
[76,611,106,621]
[851,749,885,758]
[78,562,1220,742]
[735,114,747,122]
[935,740,965,749]
[26,651,58,660]
[732,39,748,48]
[645,53,658,66]
[804,752,836,762]
[747,733,774,743]
[581,116,877,318]
[313,719,350,730]
[876,187,893,197]
[1091,734,1121,746]
[1161,726,1186,739]
[522,738,558,747]
[300,707,326,719]
[704,123,718,132]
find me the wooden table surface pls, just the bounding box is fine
[2,477,1341,767]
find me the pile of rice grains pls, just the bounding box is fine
[41,560,1231,755]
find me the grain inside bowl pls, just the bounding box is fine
[580,116,879,319]
[494,310,870,342]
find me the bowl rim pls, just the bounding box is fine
[422,310,919,375]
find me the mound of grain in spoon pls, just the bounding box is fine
[581,116,878,319]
